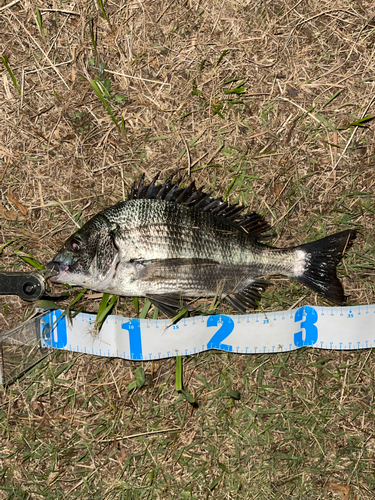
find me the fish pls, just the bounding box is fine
[47,175,356,317]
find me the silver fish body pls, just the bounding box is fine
[47,177,356,315]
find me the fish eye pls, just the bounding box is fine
[69,240,81,252]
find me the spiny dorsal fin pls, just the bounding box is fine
[128,174,271,239]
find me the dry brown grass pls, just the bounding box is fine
[1,0,375,498]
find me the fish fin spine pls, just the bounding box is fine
[225,279,269,313]
[128,174,272,239]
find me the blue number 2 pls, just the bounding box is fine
[122,319,143,359]
[294,306,318,347]
[207,315,234,352]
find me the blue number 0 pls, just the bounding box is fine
[122,319,143,359]
[42,310,67,348]
[294,306,318,347]
[207,315,234,352]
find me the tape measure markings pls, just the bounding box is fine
[39,304,375,360]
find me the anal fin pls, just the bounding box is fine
[225,279,269,313]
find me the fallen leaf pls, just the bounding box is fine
[329,483,350,500]
[274,183,282,197]
[61,134,75,141]
[0,203,18,221]
[0,156,11,183]
[7,189,28,216]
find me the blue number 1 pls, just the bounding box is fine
[207,315,234,351]
[294,306,318,347]
[122,319,143,359]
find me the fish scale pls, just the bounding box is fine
[110,199,272,265]
[47,176,356,317]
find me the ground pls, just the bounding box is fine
[1,0,375,498]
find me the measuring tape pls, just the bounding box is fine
[39,304,375,361]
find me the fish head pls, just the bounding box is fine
[47,214,120,290]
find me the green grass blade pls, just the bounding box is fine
[180,389,196,404]
[224,87,246,95]
[214,49,228,68]
[67,289,87,309]
[134,367,145,388]
[90,79,120,132]
[139,299,152,319]
[320,90,342,110]
[223,77,246,85]
[223,177,237,201]
[0,238,18,255]
[36,10,43,37]
[189,131,205,147]
[228,389,241,400]
[97,292,110,318]
[169,308,188,325]
[212,103,225,119]
[97,0,110,23]
[131,53,145,66]
[175,356,183,391]
[152,306,159,319]
[14,250,44,270]
[95,293,118,330]
[127,367,145,392]
[1,56,20,94]
[134,297,139,314]
[192,80,202,96]
[88,15,97,53]
[346,115,374,127]
[209,476,222,491]
[62,288,87,323]
[147,136,169,141]
[120,116,127,138]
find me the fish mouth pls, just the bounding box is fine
[46,261,69,283]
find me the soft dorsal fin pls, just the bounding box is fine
[128,174,271,239]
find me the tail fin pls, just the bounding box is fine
[294,229,356,305]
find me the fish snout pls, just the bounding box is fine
[46,260,69,282]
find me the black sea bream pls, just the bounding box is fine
[47,176,356,316]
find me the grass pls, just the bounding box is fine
[1,56,20,95]
[1,348,374,498]
[0,0,375,498]
[94,292,118,331]
[90,78,126,137]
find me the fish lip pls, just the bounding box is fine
[46,261,69,283]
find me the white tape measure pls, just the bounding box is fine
[40,304,375,361]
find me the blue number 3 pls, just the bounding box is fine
[294,306,318,347]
